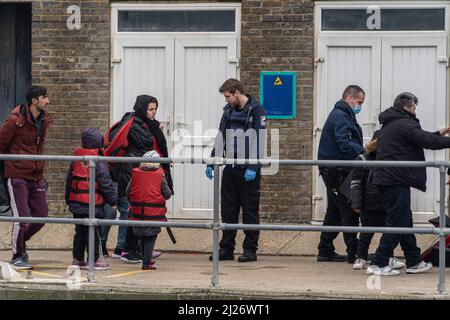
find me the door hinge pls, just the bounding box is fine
[111,58,122,68]
[228,57,240,68]
[312,194,323,205]
[314,57,325,68]
[437,56,449,68]
[313,126,322,137]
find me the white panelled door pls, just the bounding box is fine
[314,35,381,220]
[112,37,174,127]
[113,36,238,219]
[381,34,448,223]
[314,33,448,222]
[173,37,237,218]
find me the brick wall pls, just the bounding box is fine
[31,0,111,215]
[29,0,316,221]
[240,0,315,222]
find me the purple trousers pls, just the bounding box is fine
[7,177,48,259]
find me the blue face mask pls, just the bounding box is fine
[352,105,362,114]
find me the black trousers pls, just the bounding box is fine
[357,209,386,260]
[318,172,359,258]
[220,166,261,253]
[133,226,160,265]
[72,213,100,262]
[124,226,140,253]
[372,185,421,268]
[140,235,157,265]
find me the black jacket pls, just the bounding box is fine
[350,152,384,212]
[373,106,450,192]
[113,95,174,197]
[115,117,155,197]
[210,95,266,171]
[318,100,363,161]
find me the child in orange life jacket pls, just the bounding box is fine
[65,128,118,270]
[126,150,172,270]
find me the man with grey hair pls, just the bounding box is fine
[368,92,450,276]
[317,85,365,263]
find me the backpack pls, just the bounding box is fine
[429,247,450,267]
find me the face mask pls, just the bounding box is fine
[352,105,362,114]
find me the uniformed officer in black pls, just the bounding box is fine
[205,78,267,262]
[317,85,365,263]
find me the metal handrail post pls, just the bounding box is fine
[438,166,447,294]
[87,159,97,283]
[211,164,220,287]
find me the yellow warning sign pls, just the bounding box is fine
[274,76,283,86]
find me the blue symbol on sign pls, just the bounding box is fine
[260,71,296,119]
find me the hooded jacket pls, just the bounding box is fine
[0,104,53,181]
[350,151,384,212]
[65,128,117,217]
[318,100,363,161]
[112,95,173,197]
[373,106,450,192]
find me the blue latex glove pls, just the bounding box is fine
[205,166,214,180]
[244,169,257,182]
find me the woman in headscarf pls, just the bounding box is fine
[132,95,173,194]
[114,94,173,263]
[115,95,173,197]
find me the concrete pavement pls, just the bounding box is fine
[0,248,449,299]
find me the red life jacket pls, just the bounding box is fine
[104,114,135,157]
[68,148,105,206]
[105,114,162,158]
[129,167,167,221]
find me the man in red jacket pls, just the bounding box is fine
[0,86,53,270]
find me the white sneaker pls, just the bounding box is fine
[366,265,400,276]
[388,257,406,269]
[353,258,367,270]
[406,261,432,274]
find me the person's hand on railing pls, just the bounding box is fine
[205,166,214,180]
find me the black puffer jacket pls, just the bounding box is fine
[373,106,450,192]
[114,95,174,197]
[115,116,155,197]
[351,152,384,212]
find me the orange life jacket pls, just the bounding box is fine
[68,148,105,206]
[129,167,167,221]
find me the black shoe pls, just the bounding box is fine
[238,250,257,263]
[209,249,234,261]
[120,252,142,264]
[317,252,347,262]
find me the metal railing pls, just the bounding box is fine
[0,154,449,294]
